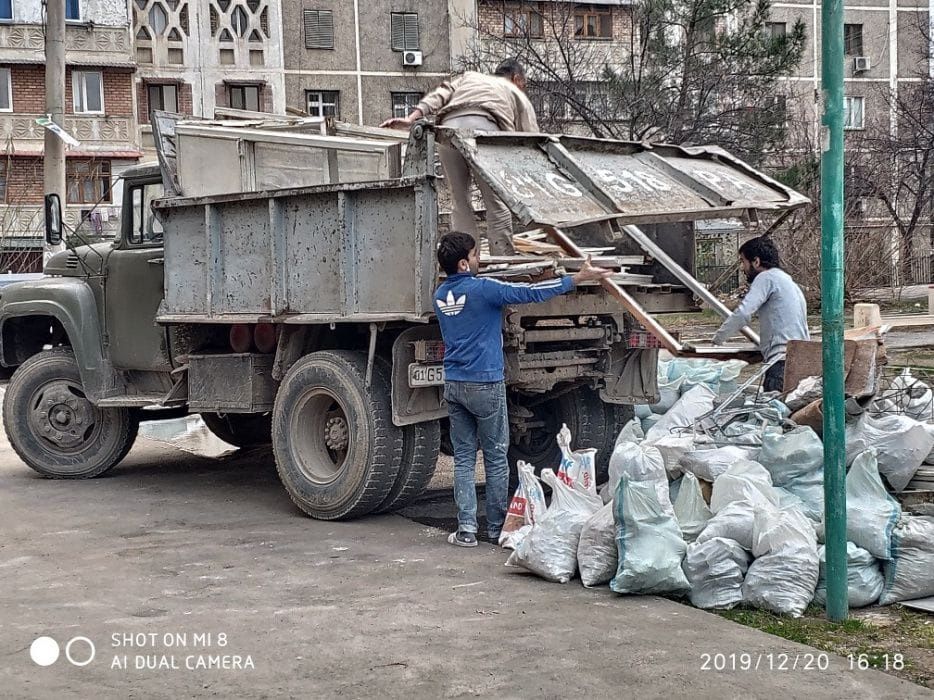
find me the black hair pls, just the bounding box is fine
[437,231,476,275]
[493,58,525,80]
[738,236,781,269]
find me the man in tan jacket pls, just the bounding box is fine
[381,59,538,255]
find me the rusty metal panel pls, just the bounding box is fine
[281,194,342,314]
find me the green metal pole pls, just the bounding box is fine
[821,0,849,622]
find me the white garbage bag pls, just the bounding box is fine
[614,417,645,447]
[879,516,934,605]
[845,450,901,560]
[813,542,883,608]
[679,445,759,482]
[557,424,599,497]
[742,506,820,617]
[666,358,724,394]
[644,384,717,443]
[845,413,934,491]
[577,502,617,587]
[507,469,601,583]
[888,368,934,422]
[683,537,751,610]
[641,413,662,435]
[758,427,824,521]
[649,375,686,414]
[603,440,673,517]
[673,472,712,543]
[696,500,758,551]
[717,360,748,396]
[610,474,690,595]
[649,434,695,479]
[709,460,781,514]
[785,375,823,412]
[499,461,547,550]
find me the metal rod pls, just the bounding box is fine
[821,0,849,622]
[545,227,684,355]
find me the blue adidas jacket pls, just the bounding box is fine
[434,272,575,382]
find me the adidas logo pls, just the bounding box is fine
[436,290,467,316]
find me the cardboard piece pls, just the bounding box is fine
[783,338,881,396]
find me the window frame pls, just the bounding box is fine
[844,95,865,130]
[127,181,166,247]
[0,67,12,112]
[66,159,111,205]
[844,24,864,56]
[72,70,104,114]
[65,0,80,21]
[390,12,420,52]
[303,9,334,50]
[0,0,12,21]
[305,90,340,119]
[767,21,786,40]
[573,5,612,40]
[227,83,262,112]
[390,91,422,119]
[504,4,544,39]
[147,83,179,117]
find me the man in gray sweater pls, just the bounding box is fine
[713,236,809,392]
[380,59,538,255]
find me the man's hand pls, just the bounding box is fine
[571,256,614,285]
[379,109,424,130]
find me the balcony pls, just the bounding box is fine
[0,23,133,66]
[0,114,139,156]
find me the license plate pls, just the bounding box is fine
[408,363,445,387]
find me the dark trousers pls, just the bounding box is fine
[763,360,786,393]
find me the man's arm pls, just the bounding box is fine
[713,274,773,344]
[480,258,613,306]
[512,88,539,132]
[379,78,457,129]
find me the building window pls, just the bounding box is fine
[574,5,612,39]
[0,68,11,111]
[303,10,334,49]
[844,95,865,130]
[67,160,111,204]
[0,0,12,21]
[390,12,419,51]
[147,83,178,117]
[227,83,261,111]
[66,0,80,21]
[505,6,544,38]
[72,71,104,114]
[766,22,786,40]
[391,91,421,119]
[844,24,863,56]
[306,90,339,118]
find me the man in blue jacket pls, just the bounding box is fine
[435,231,613,547]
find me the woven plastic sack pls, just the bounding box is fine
[696,500,758,551]
[673,472,712,543]
[742,506,819,617]
[679,445,759,482]
[879,516,934,605]
[683,537,751,610]
[506,469,601,583]
[846,413,934,492]
[649,375,685,414]
[603,440,673,518]
[650,435,695,480]
[556,424,598,497]
[578,502,617,587]
[709,460,781,514]
[758,427,824,521]
[644,384,716,444]
[610,474,690,595]
[845,450,901,559]
[813,543,883,608]
[499,461,547,550]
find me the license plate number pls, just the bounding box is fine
[408,363,444,387]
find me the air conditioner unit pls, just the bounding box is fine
[402,50,423,67]
[853,56,871,73]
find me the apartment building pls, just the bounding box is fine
[0,0,140,271]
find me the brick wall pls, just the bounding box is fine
[137,79,193,122]
[5,65,134,116]
[3,157,44,204]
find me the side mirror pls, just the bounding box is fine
[44,193,63,246]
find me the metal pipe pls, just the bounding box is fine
[821,0,849,622]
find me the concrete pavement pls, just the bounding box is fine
[0,435,930,698]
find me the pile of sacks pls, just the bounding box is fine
[501,359,934,616]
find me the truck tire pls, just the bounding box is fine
[375,419,441,513]
[3,348,139,479]
[508,387,607,482]
[600,402,634,482]
[272,350,403,520]
[200,412,272,448]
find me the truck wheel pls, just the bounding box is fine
[376,420,441,512]
[601,402,634,481]
[3,348,139,479]
[272,350,403,520]
[200,412,272,448]
[508,387,607,482]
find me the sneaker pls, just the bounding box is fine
[447,531,478,548]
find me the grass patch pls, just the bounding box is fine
[720,606,934,688]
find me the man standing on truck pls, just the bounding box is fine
[435,231,612,547]
[713,236,809,392]
[380,59,538,256]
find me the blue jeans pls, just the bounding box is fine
[443,380,510,539]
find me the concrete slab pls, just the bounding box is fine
[0,438,929,698]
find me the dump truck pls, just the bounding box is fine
[0,120,807,519]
